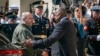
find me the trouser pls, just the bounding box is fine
[77,38,86,56]
[87,54,100,56]
[51,53,60,56]
[22,49,34,56]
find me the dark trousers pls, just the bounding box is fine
[87,54,100,56]
[77,38,86,56]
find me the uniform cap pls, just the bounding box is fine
[5,12,17,20]
[91,5,100,11]
[9,5,19,10]
[5,12,13,17]
[31,1,44,8]
[7,15,17,20]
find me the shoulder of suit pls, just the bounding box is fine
[86,18,95,22]
[60,17,69,22]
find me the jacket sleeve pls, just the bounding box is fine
[12,30,33,48]
[32,20,69,48]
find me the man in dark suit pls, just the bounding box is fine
[22,8,77,56]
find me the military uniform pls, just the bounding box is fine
[85,5,100,56]
[85,18,100,55]
[1,12,17,40]
[33,15,50,37]
[33,11,50,56]
[1,24,17,41]
[8,5,20,23]
[32,1,50,39]
[12,23,35,56]
[32,1,50,56]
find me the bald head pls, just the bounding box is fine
[21,12,31,20]
[21,12,33,27]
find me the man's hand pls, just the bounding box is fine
[21,38,33,47]
[96,35,100,41]
[42,49,49,56]
[87,35,96,41]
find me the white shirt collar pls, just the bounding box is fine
[35,14,42,18]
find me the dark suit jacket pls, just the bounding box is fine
[33,17,77,56]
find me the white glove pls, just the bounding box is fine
[96,34,100,41]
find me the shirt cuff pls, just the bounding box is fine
[96,35,100,41]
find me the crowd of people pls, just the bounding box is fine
[0,0,100,56]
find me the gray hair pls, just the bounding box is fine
[55,7,67,17]
[21,12,31,20]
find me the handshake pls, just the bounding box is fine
[20,38,49,56]
[21,38,33,47]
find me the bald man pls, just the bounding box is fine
[22,8,77,56]
[12,12,35,56]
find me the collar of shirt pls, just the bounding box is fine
[35,14,43,21]
[35,14,42,18]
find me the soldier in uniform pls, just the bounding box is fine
[84,5,100,56]
[0,12,18,42]
[7,15,17,24]
[1,10,18,24]
[32,1,50,38]
[32,1,50,56]
[8,5,19,15]
[12,12,35,56]
[8,5,20,23]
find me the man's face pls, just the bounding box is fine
[86,2,91,8]
[24,14,33,27]
[34,7,43,15]
[7,19,16,24]
[92,11,100,18]
[74,7,81,18]
[11,9,19,15]
[54,10,61,22]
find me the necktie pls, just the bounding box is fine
[39,17,42,23]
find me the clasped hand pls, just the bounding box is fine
[21,38,33,47]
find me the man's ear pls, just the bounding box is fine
[22,18,26,22]
[60,13,63,18]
